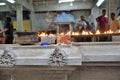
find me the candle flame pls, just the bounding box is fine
[37,29,119,38]
[82,30,91,35]
[96,30,100,35]
[104,30,113,34]
[72,32,79,36]
[60,32,65,35]
[104,31,107,34]
[82,30,86,35]
[37,32,48,37]
[89,32,93,35]
[107,30,114,34]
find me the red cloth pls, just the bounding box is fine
[0,37,3,43]
[96,16,108,32]
[0,28,3,43]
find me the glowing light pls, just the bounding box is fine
[7,0,15,3]
[82,30,86,35]
[37,32,48,37]
[59,0,74,3]
[96,30,100,35]
[82,30,89,35]
[104,30,114,34]
[60,32,65,35]
[89,32,93,35]
[96,0,104,7]
[107,30,114,34]
[72,32,79,36]
[0,3,6,5]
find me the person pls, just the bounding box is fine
[76,16,91,42]
[0,27,3,43]
[96,9,109,33]
[80,15,90,31]
[90,22,95,32]
[96,9,109,41]
[110,13,120,32]
[4,17,14,44]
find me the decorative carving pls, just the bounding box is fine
[49,47,67,67]
[0,48,15,67]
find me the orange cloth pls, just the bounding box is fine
[57,35,71,44]
[110,19,120,32]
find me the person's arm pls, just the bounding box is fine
[117,20,120,30]
[0,28,7,33]
[4,28,8,31]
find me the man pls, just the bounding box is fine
[96,9,109,33]
[78,16,91,42]
[80,15,90,31]
[4,17,14,44]
[96,9,109,41]
[110,13,120,32]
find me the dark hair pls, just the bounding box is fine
[111,12,115,16]
[102,9,106,12]
[80,15,85,18]
[111,13,115,20]
[6,17,11,22]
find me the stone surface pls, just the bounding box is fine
[0,42,120,66]
[0,45,82,66]
[73,42,120,62]
[0,42,120,80]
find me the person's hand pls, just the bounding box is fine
[96,22,100,30]
[4,28,8,31]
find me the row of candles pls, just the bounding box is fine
[71,30,114,36]
[37,30,120,37]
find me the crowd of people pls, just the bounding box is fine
[0,9,120,43]
[74,9,120,42]
[75,9,120,33]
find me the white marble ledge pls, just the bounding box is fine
[0,43,120,66]
[79,43,120,62]
[0,44,82,66]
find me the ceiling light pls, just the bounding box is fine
[0,3,6,5]
[7,0,15,3]
[96,0,105,7]
[59,0,74,3]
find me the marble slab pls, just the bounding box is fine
[72,42,120,62]
[0,45,82,66]
[0,42,120,66]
